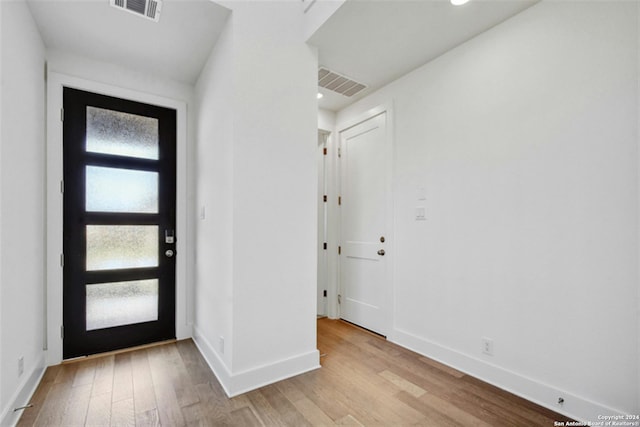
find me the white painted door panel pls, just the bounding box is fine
[340,112,389,335]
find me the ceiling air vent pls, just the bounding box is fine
[318,68,367,97]
[110,0,162,22]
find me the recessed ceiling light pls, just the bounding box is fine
[451,0,470,5]
[317,93,324,99]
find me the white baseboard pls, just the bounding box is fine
[0,354,46,427]
[192,325,234,396]
[227,349,320,397]
[391,328,626,423]
[192,325,320,397]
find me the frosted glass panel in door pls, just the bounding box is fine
[86,106,159,160]
[86,166,158,213]
[86,279,158,330]
[86,225,158,271]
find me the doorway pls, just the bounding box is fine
[62,87,177,358]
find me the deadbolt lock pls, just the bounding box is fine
[380,236,385,243]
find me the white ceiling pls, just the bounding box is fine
[25,0,537,107]
[26,0,230,85]
[310,0,538,111]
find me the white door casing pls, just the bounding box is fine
[46,72,189,365]
[317,131,328,316]
[338,109,392,336]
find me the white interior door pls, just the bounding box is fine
[339,111,390,336]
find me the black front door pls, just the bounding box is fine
[63,87,176,359]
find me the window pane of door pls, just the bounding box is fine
[86,106,159,160]
[86,166,158,213]
[86,279,158,330]
[86,225,158,271]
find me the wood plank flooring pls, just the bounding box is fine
[17,318,572,426]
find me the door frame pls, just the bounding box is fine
[46,72,190,364]
[335,103,394,337]
[317,130,329,316]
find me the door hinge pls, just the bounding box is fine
[323,290,327,297]
[60,325,64,339]
[60,108,64,122]
[60,253,64,267]
[338,147,342,158]
[338,196,342,206]
[323,147,327,156]
[60,180,64,194]
[323,242,327,250]
[338,246,341,255]
[338,294,342,304]
[323,195,327,203]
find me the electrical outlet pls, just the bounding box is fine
[481,338,494,356]
[219,336,225,354]
[18,357,24,377]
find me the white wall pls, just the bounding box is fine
[0,0,4,413]
[46,50,195,108]
[194,1,319,396]
[637,2,640,411]
[230,0,318,378]
[303,0,345,42]
[337,0,638,420]
[318,108,335,132]
[193,10,235,374]
[0,0,46,424]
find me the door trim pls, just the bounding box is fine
[317,130,329,317]
[46,72,190,365]
[335,102,394,338]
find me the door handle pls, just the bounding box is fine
[165,249,174,258]
[377,249,385,256]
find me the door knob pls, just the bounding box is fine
[165,249,174,257]
[377,249,385,256]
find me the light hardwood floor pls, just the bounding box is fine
[17,318,571,426]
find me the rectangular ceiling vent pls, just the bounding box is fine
[110,0,162,22]
[318,67,367,97]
